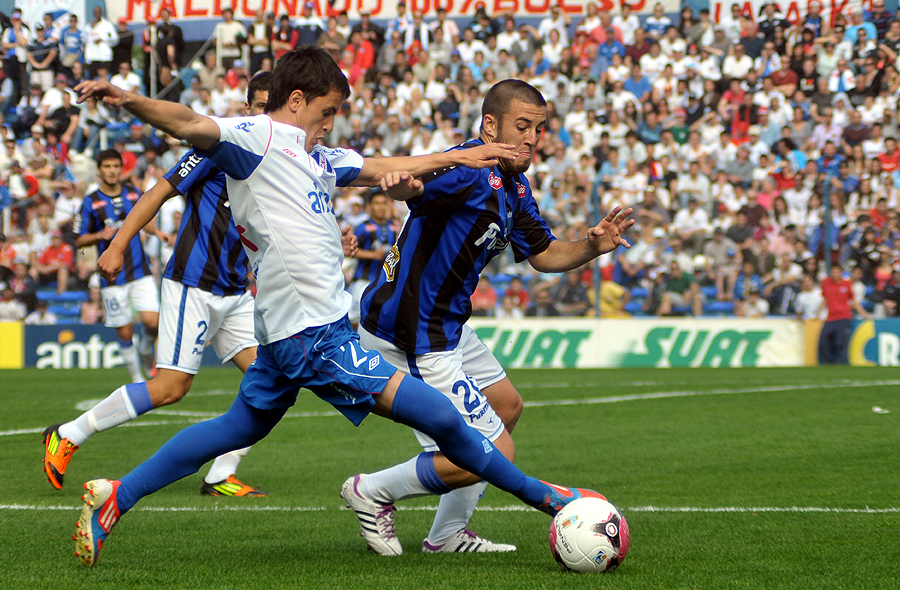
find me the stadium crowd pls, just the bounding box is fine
[1,1,900,326]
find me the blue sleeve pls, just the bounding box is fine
[510,178,555,263]
[412,165,481,214]
[164,149,218,195]
[205,115,268,180]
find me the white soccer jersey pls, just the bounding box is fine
[207,115,363,345]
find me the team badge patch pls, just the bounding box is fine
[516,182,526,197]
[383,244,400,282]
[488,172,502,189]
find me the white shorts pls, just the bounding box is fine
[101,275,160,328]
[360,324,507,452]
[347,279,369,324]
[156,278,258,375]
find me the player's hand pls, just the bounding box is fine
[453,143,517,169]
[161,232,176,246]
[99,226,118,240]
[97,248,124,282]
[381,170,423,201]
[586,206,635,255]
[341,224,358,257]
[74,79,129,107]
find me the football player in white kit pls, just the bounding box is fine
[42,72,274,497]
[69,47,609,567]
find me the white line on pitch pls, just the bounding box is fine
[2,504,898,514]
[5,379,897,438]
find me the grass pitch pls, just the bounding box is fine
[1,365,898,589]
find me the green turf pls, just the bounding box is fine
[2,366,899,589]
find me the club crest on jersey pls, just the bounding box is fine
[488,172,502,189]
[516,182,526,197]
[383,244,400,282]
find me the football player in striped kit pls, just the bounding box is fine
[72,149,160,385]
[350,79,635,554]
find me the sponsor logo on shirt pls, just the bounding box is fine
[488,171,502,189]
[177,153,204,178]
[474,222,509,252]
[235,121,255,133]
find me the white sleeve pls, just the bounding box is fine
[314,146,364,186]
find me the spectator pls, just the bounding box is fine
[470,275,497,317]
[24,299,57,325]
[27,24,58,92]
[31,229,73,294]
[525,288,561,317]
[552,270,591,316]
[80,285,104,324]
[110,61,141,93]
[504,276,530,312]
[112,17,134,73]
[736,284,769,317]
[59,13,85,76]
[0,286,26,321]
[84,5,118,78]
[214,8,246,70]
[247,9,274,73]
[496,294,524,320]
[656,260,704,316]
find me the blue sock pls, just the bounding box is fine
[118,338,133,349]
[117,395,285,513]
[415,452,453,494]
[124,382,152,416]
[391,375,550,509]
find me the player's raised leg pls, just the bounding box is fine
[73,387,287,566]
[371,371,600,513]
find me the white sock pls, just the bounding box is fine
[58,386,139,446]
[204,446,251,484]
[357,457,432,504]
[119,338,143,383]
[426,481,488,545]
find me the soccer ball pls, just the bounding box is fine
[548,497,630,573]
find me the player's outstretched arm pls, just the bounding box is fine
[97,179,180,282]
[75,80,220,151]
[528,206,635,273]
[380,170,424,201]
[350,143,517,186]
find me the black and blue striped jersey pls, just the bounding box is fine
[352,218,398,283]
[162,150,249,296]
[360,139,556,354]
[75,184,150,287]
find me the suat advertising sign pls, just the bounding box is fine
[469,318,804,368]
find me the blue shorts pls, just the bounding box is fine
[238,317,397,425]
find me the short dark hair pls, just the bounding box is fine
[365,190,390,205]
[481,79,546,123]
[96,148,122,167]
[248,70,273,104]
[266,46,350,112]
